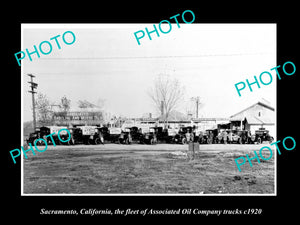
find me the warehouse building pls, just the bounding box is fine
[229,101,275,137]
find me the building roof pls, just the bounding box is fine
[245,116,273,125]
[231,101,274,118]
[230,101,275,125]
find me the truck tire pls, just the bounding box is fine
[182,138,187,145]
[33,138,39,146]
[34,138,45,146]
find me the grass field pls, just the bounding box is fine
[23,143,275,194]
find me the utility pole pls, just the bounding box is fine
[28,74,38,131]
[191,96,201,119]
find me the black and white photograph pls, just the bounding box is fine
[3,3,299,221]
[21,23,276,195]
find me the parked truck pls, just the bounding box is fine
[139,127,157,144]
[251,128,274,144]
[119,128,132,144]
[27,126,51,145]
[200,129,218,144]
[108,127,122,143]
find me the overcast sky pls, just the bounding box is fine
[22,24,276,122]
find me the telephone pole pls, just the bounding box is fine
[28,74,38,131]
[191,96,201,119]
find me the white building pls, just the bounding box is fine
[230,101,275,137]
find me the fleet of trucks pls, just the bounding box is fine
[27,124,273,146]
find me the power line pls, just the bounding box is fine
[31,52,272,61]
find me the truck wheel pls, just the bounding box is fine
[33,138,39,146]
[182,138,187,145]
[35,138,45,146]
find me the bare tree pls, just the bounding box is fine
[78,100,96,108]
[35,93,53,126]
[148,74,185,127]
[59,96,71,112]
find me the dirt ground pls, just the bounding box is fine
[23,143,275,194]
